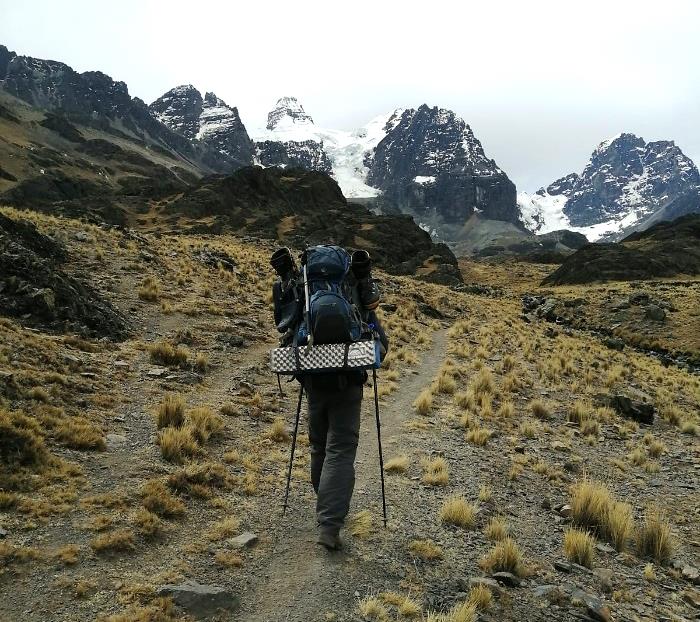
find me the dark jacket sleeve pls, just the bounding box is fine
[368,310,389,355]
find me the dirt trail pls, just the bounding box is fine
[242,328,449,622]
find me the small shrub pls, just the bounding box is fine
[187,407,224,443]
[53,544,80,565]
[265,418,290,443]
[194,353,209,372]
[149,341,189,367]
[0,408,48,467]
[357,596,389,620]
[530,399,551,419]
[138,277,159,302]
[466,426,491,446]
[206,516,240,541]
[141,479,185,518]
[158,427,200,463]
[468,584,493,610]
[133,508,164,538]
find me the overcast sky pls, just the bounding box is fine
[1,0,698,191]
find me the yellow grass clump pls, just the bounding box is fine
[440,495,477,528]
[155,394,185,429]
[413,388,434,415]
[636,508,674,563]
[422,457,449,486]
[408,539,443,561]
[563,528,595,568]
[384,454,409,474]
[349,510,374,538]
[479,538,524,576]
[485,516,508,541]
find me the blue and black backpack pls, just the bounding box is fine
[299,245,363,345]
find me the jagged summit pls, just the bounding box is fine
[150,85,254,168]
[519,132,700,240]
[266,96,314,130]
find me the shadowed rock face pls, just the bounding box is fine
[541,214,700,285]
[166,166,463,285]
[366,104,520,231]
[0,213,129,339]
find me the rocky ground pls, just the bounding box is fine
[0,206,698,622]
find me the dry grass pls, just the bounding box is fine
[0,408,48,467]
[384,454,409,474]
[471,368,494,396]
[426,601,477,622]
[349,510,373,538]
[530,399,551,419]
[563,528,595,568]
[468,584,493,610]
[478,484,493,503]
[206,516,240,541]
[187,406,224,443]
[440,495,477,528]
[485,516,508,541]
[132,508,165,538]
[636,508,673,563]
[194,352,209,372]
[148,341,189,367]
[158,426,200,463]
[90,529,136,554]
[422,457,449,486]
[408,539,443,561]
[413,389,434,415]
[357,596,389,620]
[265,417,290,443]
[215,551,244,568]
[141,479,186,518]
[155,394,185,429]
[466,426,492,446]
[479,537,524,576]
[570,478,634,551]
[137,276,159,302]
[53,544,80,565]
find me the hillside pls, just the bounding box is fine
[0,206,698,622]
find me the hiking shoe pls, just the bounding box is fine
[316,530,343,551]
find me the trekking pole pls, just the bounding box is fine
[372,368,388,527]
[282,383,304,516]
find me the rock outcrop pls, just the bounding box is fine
[166,166,462,284]
[0,213,128,338]
[541,214,700,284]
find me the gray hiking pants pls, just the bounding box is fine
[305,379,363,534]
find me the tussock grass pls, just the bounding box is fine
[478,484,493,503]
[206,516,240,541]
[0,408,48,467]
[422,457,449,486]
[141,479,186,518]
[265,417,290,442]
[194,353,209,372]
[530,399,551,420]
[187,406,224,443]
[563,528,595,567]
[466,426,492,446]
[167,462,230,497]
[413,389,434,415]
[137,277,159,302]
[440,495,477,528]
[468,584,493,610]
[454,391,474,410]
[53,544,80,565]
[132,508,164,538]
[479,537,524,575]
[570,478,633,551]
[148,341,189,367]
[378,592,421,617]
[349,510,373,538]
[408,539,443,561]
[636,508,673,563]
[156,394,185,429]
[470,368,494,396]
[497,401,514,418]
[158,427,200,463]
[90,529,136,553]
[426,601,477,622]
[220,403,238,417]
[357,596,389,620]
[384,454,409,474]
[215,551,243,567]
[485,516,508,541]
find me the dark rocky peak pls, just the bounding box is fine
[541,172,579,197]
[563,132,700,227]
[266,96,314,130]
[149,85,203,139]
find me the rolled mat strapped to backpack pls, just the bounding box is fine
[269,340,380,374]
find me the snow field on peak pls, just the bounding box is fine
[251,110,402,198]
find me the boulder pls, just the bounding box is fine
[644,304,666,321]
[608,395,655,425]
[156,580,239,617]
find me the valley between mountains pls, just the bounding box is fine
[0,206,698,622]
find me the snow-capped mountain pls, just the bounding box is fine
[251,99,520,238]
[250,96,401,198]
[149,86,254,168]
[366,105,519,228]
[519,133,700,240]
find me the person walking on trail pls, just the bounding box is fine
[270,245,388,551]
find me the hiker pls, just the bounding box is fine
[270,246,388,550]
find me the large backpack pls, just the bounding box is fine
[301,245,363,345]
